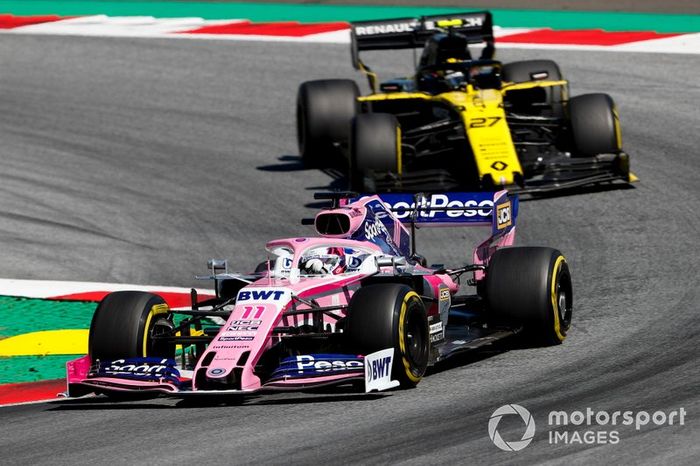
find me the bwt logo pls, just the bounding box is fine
[366,356,392,382]
[488,404,536,451]
[237,289,286,301]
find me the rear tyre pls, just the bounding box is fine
[486,247,572,346]
[346,284,429,387]
[350,113,401,192]
[568,93,621,157]
[296,79,359,168]
[502,59,564,117]
[89,291,174,361]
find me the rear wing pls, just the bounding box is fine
[312,191,515,259]
[351,11,494,90]
[344,191,517,237]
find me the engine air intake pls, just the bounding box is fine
[315,213,351,236]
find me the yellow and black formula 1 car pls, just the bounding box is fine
[296,11,637,194]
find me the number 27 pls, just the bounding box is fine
[469,117,501,128]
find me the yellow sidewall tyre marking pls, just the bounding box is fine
[396,125,403,176]
[142,303,169,357]
[613,106,623,150]
[550,256,567,343]
[398,291,422,383]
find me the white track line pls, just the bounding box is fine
[616,32,700,53]
[0,15,698,53]
[5,15,242,37]
[0,278,211,299]
[0,397,65,409]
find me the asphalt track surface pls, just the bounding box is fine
[0,35,699,464]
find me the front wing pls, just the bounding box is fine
[513,151,637,195]
[360,151,636,195]
[66,350,399,398]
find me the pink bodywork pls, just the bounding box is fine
[194,236,458,392]
[67,192,514,395]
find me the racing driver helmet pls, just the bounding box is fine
[300,247,347,275]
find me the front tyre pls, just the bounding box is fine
[346,284,429,387]
[486,247,572,346]
[568,93,622,157]
[89,291,174,361]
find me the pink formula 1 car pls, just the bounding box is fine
[66,191,572,400]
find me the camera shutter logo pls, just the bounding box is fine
[488,404,536,451]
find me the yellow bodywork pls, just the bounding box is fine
[359,80,567,186]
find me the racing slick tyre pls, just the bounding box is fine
[89,291,175,361]
[297,79,359,168]
[501,59,564,117]
[568,93,621,157]
[350,113,401,192]
[346,284,429,388]
[486,247,572,346]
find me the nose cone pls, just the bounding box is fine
[193,287,293,391]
